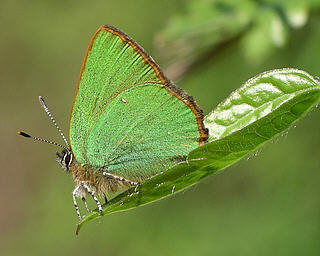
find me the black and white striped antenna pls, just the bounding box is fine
[18,96,70,151]
[17,131,69,150]
[38,96,69,147]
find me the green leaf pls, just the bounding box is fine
[205,68,319,141]
[76,68,320,234]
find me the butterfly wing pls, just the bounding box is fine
[70,25,208,179]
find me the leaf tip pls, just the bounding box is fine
[75,223,81,235]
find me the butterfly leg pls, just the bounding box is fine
[81,182,103,213]
[72,185,82,221]
[82,197,91,212]
[103,172,140,186]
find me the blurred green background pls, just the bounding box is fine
[2,0,320,255]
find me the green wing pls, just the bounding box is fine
[70,25,208,179]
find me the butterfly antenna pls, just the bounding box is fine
[38,96,70,148]
[17,131,69,151]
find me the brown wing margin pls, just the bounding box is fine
[70,25,209,146]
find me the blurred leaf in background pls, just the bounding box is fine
[155,0,320,80]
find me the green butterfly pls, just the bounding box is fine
[19,25,208,220]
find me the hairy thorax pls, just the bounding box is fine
[69,162,127,196]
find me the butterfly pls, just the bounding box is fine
[18,25,208,221]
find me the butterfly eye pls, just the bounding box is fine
[56,150,72,171]
[63,152,73,169]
